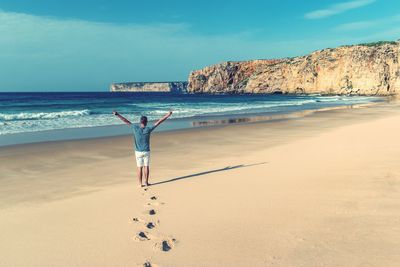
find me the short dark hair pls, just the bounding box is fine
[140,116,148,126]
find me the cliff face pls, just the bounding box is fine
[188,42,400,95]
[110,82,187,93]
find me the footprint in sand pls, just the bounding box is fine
[134,231,153,241]
[141,261,159,267]
[148,209,156,215]
[154,238,177,252]
[132,216,159,227]
[146,222,157,229]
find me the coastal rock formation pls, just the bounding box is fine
[110,82,187,93]
[188,41,400,95]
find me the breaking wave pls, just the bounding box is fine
[0,109,91,121]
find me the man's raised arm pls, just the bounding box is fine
[154,111,173,128]
[113,111,132,125]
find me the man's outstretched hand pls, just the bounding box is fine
[112,111,131,125]
[154,110,173,127]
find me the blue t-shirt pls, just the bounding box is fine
[132,124,156,152]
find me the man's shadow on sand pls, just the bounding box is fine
[150,162,267,186]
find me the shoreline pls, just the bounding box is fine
[0,98,386,148]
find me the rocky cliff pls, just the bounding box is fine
[188,41,400,95]
[110,82,187,93]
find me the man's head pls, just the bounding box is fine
[140,116,148,126]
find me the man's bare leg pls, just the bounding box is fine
[144,166,150,186]
[137,167,143,187]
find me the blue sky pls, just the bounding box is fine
[0,0,399,91]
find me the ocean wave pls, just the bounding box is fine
[315,96,382,102]
[0,94,381,136]
[144,100,318,116]
[0,109,91,121]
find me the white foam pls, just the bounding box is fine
[144,99,318,117]
[0,109,91,121]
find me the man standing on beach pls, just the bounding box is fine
[113,110,173,187]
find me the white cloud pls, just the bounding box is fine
[356,26,400,42]
[334,15,400,31]
[304,0,375,19]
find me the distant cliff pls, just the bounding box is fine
[110,82,187,93]
[188,41,400,95]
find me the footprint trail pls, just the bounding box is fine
[133,186,178,266]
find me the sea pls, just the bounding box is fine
[0,92,383,146]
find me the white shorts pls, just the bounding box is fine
[135,151,150,167]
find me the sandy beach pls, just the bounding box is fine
[1,102,400,267]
